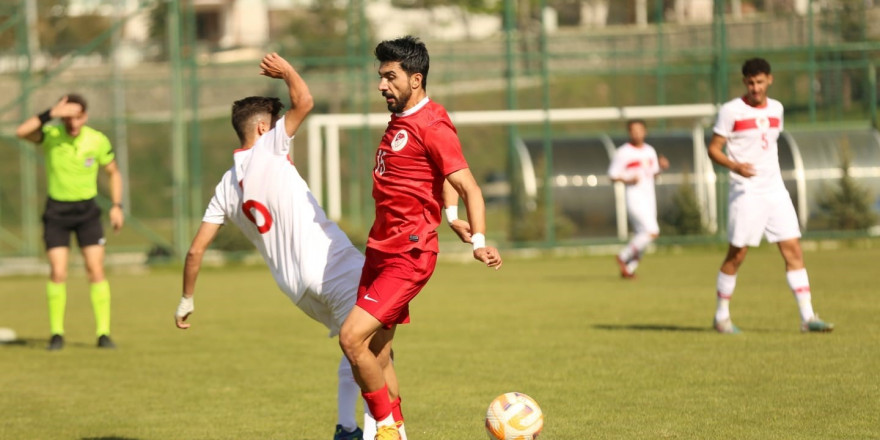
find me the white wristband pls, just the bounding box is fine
[444,206,459,224]
[471,232,486,250]
[176,295,194,319]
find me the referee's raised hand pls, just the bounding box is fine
[50,96,85,119]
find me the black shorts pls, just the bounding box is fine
[42,198,105,250]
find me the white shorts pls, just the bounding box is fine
[297,246,364,337]
[728,189,801,248]
[627,201,659,235]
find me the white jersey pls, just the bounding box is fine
[608,142,661,208]
[713,96,785,194]
[203,117,361,314]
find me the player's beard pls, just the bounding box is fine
[384,88,411,113]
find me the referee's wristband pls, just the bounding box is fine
[37,108,52,125]
[444,206,458,224]
[471,232,486,251]
[112,203,123,209]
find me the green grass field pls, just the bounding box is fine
[2,243,879,440]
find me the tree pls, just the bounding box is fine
[660,172,705,235]
[814,144,878,231]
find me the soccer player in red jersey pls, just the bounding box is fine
[338,36,503,440]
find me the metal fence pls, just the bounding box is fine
[1,0,879,258]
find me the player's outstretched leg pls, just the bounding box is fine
[788,267,834,333]
[336,356,364,440]
[778,240,834,333]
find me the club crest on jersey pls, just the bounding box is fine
[756,116,770,130]
[84,157,95,168]
[391,129,409,152]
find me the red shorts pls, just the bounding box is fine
[357,247,438,327]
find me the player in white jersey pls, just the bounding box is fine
[708,57,833,334]
[608,119,669,278]
[173,53,369,440]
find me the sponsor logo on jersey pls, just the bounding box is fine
[409,234,419,242]
[391,129,409,152]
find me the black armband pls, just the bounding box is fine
[37,109,52,125]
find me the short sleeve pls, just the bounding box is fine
[650,148,660,174]
[423,119,468,176]
[778,102,785,132]
[96,133,115,166]
[202,179,228,225]
[713,104,735,138]
[608,147,625,179]
[270,116,293,157]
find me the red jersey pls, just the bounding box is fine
[368,98,468,253]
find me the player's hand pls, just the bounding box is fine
[109,205,124,232]
[175,296,194,329]
[50,96,84,119]
[658,155,670,171]
[474,246,502,270]
[449,219,472,243]
[733,162,756,178]
[259,53,294,79]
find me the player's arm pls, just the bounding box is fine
[102,160,124,232]
[442,179,473,244]
[607,152,638,185]
[176,221,222,329]
[657,154,670,174]
[259,53,314,138]
[707,134,755,177]
[14,96,82,144]
[445,168,502,269]
[610,175,638,185]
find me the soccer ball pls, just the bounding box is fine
[484,392,544,439]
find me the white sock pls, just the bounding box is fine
[337,356,359,432]
[626,259,639,274]
[377,414,395,428]
[715,272,737,321]
[362,403,376,439]
[398,423,408,440]
[786,268,815,321]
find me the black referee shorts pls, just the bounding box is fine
[42,198,105,250]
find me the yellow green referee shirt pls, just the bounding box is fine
[41,125,114,202]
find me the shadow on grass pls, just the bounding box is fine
[81,437,142,440]
[592,323,711,332]
[0,338,97,349]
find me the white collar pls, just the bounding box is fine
[395,97,430,117]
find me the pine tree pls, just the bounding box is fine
[815,146,878,230]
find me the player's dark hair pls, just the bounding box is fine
[742,58,771,77]
[65,93,88,112]
[375,35,430,89]
[231,96,284,142]
[626,119,646,130]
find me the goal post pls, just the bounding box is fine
[306,104,720,240]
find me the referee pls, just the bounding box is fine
[15,94,124,350]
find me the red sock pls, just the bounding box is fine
[362,385,392,421]
[391,396,404,422]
